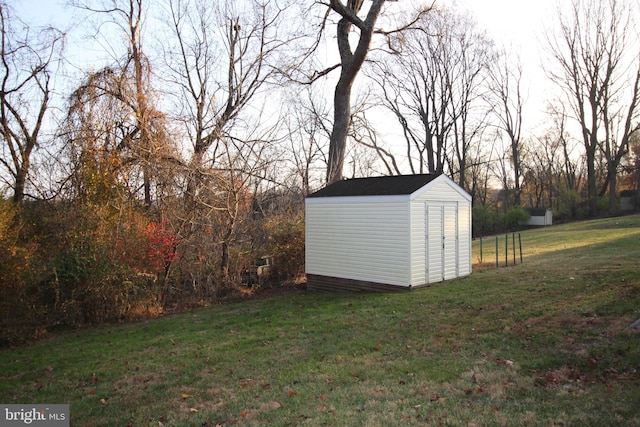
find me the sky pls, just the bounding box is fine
[14,0,559,133]
[456,0,560,130]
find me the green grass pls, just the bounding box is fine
[1,215,640,426]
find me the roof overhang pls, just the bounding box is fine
[306,174,472,205]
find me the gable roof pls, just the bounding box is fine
[307,174,439,198]
[526,208,551,216]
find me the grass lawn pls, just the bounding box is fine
[1,215,639,426]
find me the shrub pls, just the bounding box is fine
[0,200,48,344]
[263,210,305,281]
[505,206,531,231]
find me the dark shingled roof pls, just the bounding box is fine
[307,174,439,198]
[526,208,550,216]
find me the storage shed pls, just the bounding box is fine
[524,208,553,227]
[305,174,472,292]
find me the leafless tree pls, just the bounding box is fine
[627,130,640,203]
[323,0,385,183]
[489,51,525,206]
[311,0,431,183]
[600,56,640,212]
[531,103,585,217]
[0,2,64,203]
[160,0,294,286]
[163,0,290,202]
[366,6,492,184]
[545,0,640,215]
[281,87,330,195]
[524,134,557,209]
[350,109,402,177]
[466,139,496,206]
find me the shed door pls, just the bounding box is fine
[426,202,459,283]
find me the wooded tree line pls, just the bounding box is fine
[1,0,639,343]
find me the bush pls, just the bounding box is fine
[0,200,48,345]
[505,206,530,231]
[473,204,506,237]
[263,210,305,281]
[50,205,173,324]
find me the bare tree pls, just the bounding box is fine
[628,130,640,205]
[282,87,330,194]
[545,0,640,215]
[489,51,525,206]
[164,0,290,202]
[314,1,432,183]
[323,0,386,183]
[599,54,640,212]
[524,134,557,209]
[366,6,492,183]
[161,0,294,287]
[0,2,64,203]
[466,139,496,206]
[533,103,585,217]
[350,109,402,177]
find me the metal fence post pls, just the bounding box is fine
[519,233,523,264]
[505,233,508,267]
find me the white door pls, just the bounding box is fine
[426,202,458,283]
[443,203,459,280]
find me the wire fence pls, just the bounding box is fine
[477,233,523,268]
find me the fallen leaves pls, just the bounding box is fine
[495,359,514,368]
[429,393,447,403]
[239,378,255,387]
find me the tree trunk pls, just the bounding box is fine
[326,0,385,184]
[608,164,617,214]
[512,142,521,206]
[12,168,27,203]
[586,146,597,216]
[327,80,352,183]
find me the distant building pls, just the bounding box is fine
[524,208,553,226]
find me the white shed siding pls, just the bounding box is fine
[305,201,411,287]
[426,204,445,283]
[524,209,552,226]
[409,200,426,285]
[443,203,458,280]
[457,202,472,276]
[409,177,472,285]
